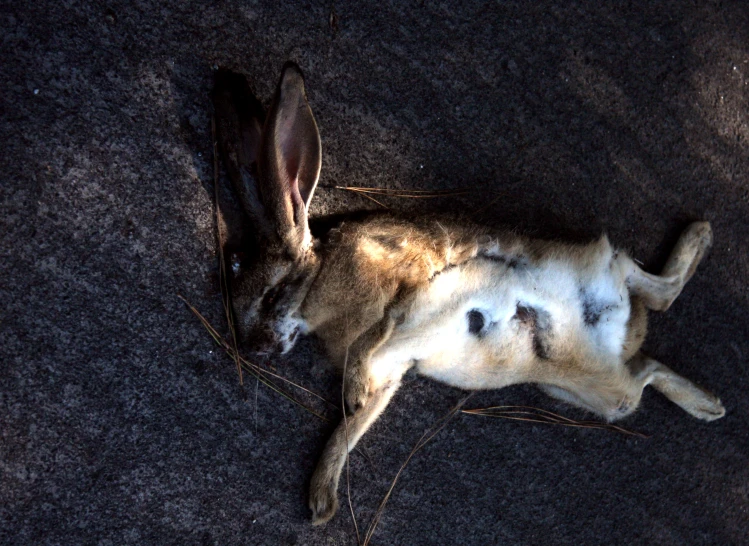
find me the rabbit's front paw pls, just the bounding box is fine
[309,477,339,525]
[344,371,372,414]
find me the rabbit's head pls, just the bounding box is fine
[213,63,322,354]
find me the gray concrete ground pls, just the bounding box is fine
[2,1,748,544]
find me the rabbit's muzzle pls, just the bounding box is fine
[241,318,301,356]
[243,325,282,355]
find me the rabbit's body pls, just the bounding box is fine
[211,64,725,527]
[308,222,637,405]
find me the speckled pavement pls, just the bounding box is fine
[2,1,748,544]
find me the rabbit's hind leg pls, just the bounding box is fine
[625,222,712,312]
[625,352,725,421]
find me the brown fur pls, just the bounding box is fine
[302,216,489,364]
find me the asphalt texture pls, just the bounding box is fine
[2,1,748,545]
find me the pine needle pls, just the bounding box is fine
[362,394,473,546]
[461,405,649,438]
[335,185,471,200]
[178,294,335,422]
[341,344,361,545]
[212,114,243,386]
[350,189,390,209]
[473,190,508,216]
[336,186,472,197]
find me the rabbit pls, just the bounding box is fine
[211,63,725,527]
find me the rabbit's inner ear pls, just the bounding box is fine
[275,83,321,212]
[259,63,321,254]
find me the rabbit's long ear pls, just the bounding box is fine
[258,62,322,257]
[212,69,273,241]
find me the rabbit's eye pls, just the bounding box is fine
[230,253,242,277]
[467,309,485,335]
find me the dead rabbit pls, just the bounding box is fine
[211,63,725,526]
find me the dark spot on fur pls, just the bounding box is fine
[582,297,600,326]
[372,233,403,252]
[580,287,618,327]
[429,262,457,280]
[467,309,485,335]
[480,252,526,269]
[616,397,633,415]
[513,303,553,360]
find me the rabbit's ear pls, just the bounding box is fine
[212,69,273,241]
[258,62,322,257]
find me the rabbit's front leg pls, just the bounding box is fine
[343,314,397,413]
[310,375,403,525]
[311,340,413,525]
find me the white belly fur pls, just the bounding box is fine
[367,236,633,390]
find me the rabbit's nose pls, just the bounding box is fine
[245,327,281,354]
